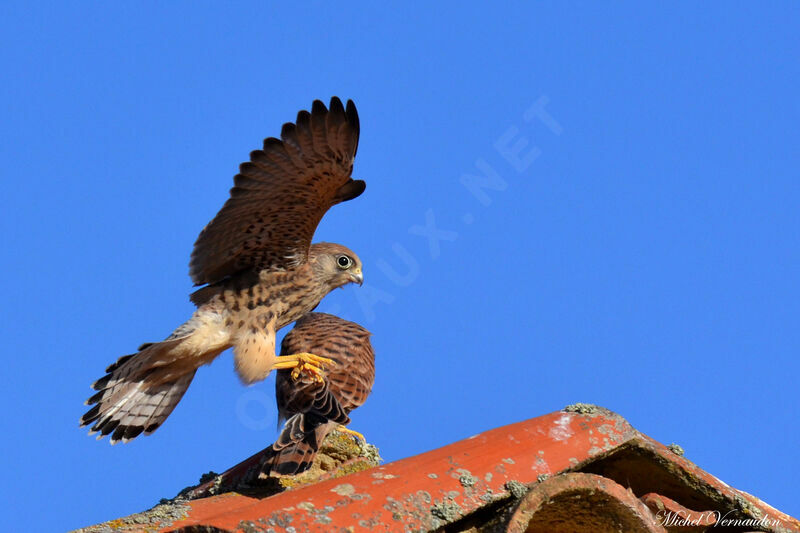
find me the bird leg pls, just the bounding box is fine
[271,352,335,382]
[336,425,366,443]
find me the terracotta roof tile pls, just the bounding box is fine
[75,405,800,533]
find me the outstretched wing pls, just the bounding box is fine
[189,97,363,286]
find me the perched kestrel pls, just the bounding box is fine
[263,312,375,476]
[81,97,365,444]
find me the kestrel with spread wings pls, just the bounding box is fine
[80,97,365,444]
[263,312,375,476]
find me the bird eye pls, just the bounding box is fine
[337,255,353,269]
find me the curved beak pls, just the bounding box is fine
[349,267,364,286]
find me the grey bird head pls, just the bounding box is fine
[309,242,364,290]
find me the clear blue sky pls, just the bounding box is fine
[1,3,798,531]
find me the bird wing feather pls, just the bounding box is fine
[189,97,363,286]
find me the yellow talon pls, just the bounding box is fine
[290,362,324,382]
[336,425,366,443]
[271,352,335,382]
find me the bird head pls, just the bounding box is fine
[309,242,364,290]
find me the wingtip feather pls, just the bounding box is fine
[329,96,345,115]
[311,99,328,115]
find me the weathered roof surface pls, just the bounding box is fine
[75,405,800,533]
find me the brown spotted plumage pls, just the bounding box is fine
[80,98,365,444]
[264,313,375,476]
[190,98,363,285]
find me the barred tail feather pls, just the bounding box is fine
[265,415,334,476]
[80,338,197,444]
[81,307,232,444]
